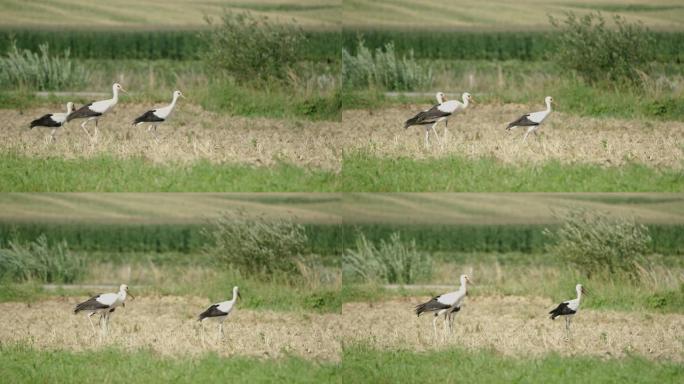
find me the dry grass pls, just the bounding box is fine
[1,294,681,362]
[345,104,684,169]
[0,295,342,361]
[340,296,684,362]
[6,104,345,170]
[6,103,684,170]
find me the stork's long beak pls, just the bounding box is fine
[581,287,587,296]
[128,292,135,299]
[238,292,242,300]
[120,87,128,93]
[180,94,186,99]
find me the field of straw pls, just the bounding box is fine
[1,295,681,362]
[6,103,683,171]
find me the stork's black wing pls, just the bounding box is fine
[506,114,538,129]
[405,105,451,128]
[67,103,101,122]
[30,114,61,128]
[415,295,451,316]
[74,295,109,314]
[548,302,575,319]
[133,110,164,125]
[198,304,227,321]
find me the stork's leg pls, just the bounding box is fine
[430,122,442,144]
[443,313,449,341]
[94,118,99,139]
[50,129,57,143]
[522,128,532,143]
[81,120,92,137]
[424,126,430,148]
[432,315,438,340]
[87,313,97,335]
[443,119,449,143]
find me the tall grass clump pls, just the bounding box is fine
[0,40,88,90]
[0,235,85,283]
[343,232,432,284]
[201,11,305,84]
[342,39,433,91]
[202,210,308,276]
[550,12,655,86]
[543,209,651,280]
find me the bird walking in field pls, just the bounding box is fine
[415,274,473,341]
[29,102,74,142]
[198,286,241,343]
[549,283,587,339]
[132,90,185,143]
[67,83,126,140]
[506,96,554,142]
[404,92,473,147]
[73,284,133,336]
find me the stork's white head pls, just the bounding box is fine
[460,274,473,286]
[173,90,185,99]
[462,92,473,105]
[119,284,134,299]
[233,286,242,300]
[66,102,74,113]
[435,92,446,104]
[576,283,587,296]
[545,96,553,105]
[113,83,126,94]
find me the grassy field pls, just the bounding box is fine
[342,0,684,30]
[0,0,341,29]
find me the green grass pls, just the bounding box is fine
[1,153,682,192]
[0,346,340,384]
[341,345,684,384]
[0,154,337,192]
[337,154,684,192]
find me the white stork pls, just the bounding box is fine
[506,96,554,142]
[73,284,133,336]
[549,283,587,338]
[132,90,185,142]
[404,92,473,147]
[198,286,241,342]
[66,83,126,139]
[29,102,74,142]
[415,274,473,340]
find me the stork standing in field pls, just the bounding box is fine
[415,274,473,340]
[198,286,241,342]
[73,284,133,336]
[132,90,185,143]
[67,83,126,139]
[404,92,473,147]
[506,96,554,142]
[549,283,587,339]
[29,102,74,142]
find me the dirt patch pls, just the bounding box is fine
[0,295,341,361]
[339,295,684,362]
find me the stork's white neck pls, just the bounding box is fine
[232,289,238,301]
[575,287,582,302]
[169,93,180,109]
[462,95,469,107]
[111,86,119,103]
[545,100,552,112]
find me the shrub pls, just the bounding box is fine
[342,39,433,91]
[543,209,651,280]
[0,40,88,90]
[202,210,308,275]
[549,12,655,86]
[0,235,85,283]
[343,232,432,284]
[201,11,305,84]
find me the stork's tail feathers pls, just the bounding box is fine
[414,303,427,317]
[404,116,420,129]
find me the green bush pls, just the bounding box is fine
[550,12,655,86]
[0,40,88,90]
[342,39,433,91]
[0,234,85,283]
[343,232,432,284]
[201,11,305,84]
[543,209,652,279]
[201,210,309,275]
